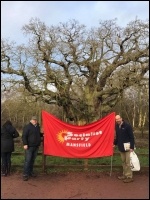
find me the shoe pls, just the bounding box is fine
[123,178,134,183]
[117,175,126,180]
[1,173,7,177]
[23,176,28,181]
[30,173,37,177]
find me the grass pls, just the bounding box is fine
[10,143,149,173]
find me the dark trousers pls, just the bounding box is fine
[1,152,12,175]
[23,146,39,176]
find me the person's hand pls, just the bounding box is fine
[113,145,115,148]
[23,145,28,150]
[130,149,134,152]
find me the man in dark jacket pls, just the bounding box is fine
[22,116,43,181]
[114,115,135,183]
[1,120,19,176]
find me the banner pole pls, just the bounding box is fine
[110,155,113,176]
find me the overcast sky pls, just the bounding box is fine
[1,1,149,44]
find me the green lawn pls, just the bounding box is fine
[11,143,149,173]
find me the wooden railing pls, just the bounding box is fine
[12,141,149,173]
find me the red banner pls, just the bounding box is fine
[42,110,115,158]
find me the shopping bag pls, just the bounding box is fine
[130,151,140,171]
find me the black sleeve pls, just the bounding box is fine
[39,124,43,137]
[22,125,29,145]
[40,132,44,137]
[114,132,118,145]
[127,125,135,149]
[114,126,117,145]
[6,125,19,138]
[13,128,19,138]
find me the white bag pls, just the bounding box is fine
[130,151,140,171]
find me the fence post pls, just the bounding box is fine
[84,158,88,170]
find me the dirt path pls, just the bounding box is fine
[1,171,149,199]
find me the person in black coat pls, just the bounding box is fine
[114,115,135,183]
[1,120,19,176]
[22,116,43,181]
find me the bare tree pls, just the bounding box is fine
[1,18,149,123]
[122,81,149,128]
[1,87,59,129]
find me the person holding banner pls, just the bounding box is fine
[22,116,43,181]
[114,115,135,183]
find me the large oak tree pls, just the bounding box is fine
[1,18,149,123]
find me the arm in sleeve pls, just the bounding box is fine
[114,135,118,145]
[114,137,117,145]
[114,128,117,145]
[39,125,44,138]
[40,132,44,142]
[8,125,19,138]
[127,125,135,149]
[13,128,19,138]
[40,132,44,137]
[22,125,29,145]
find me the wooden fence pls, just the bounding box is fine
[12,141,149,173]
